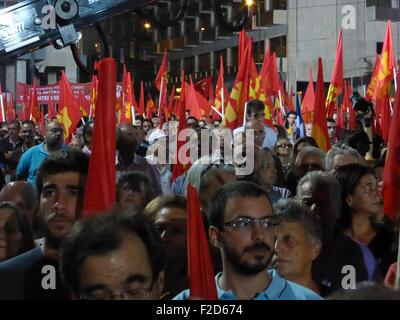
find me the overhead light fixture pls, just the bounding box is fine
[200,27,206,31]
[245,0,254,7]
[144,22,151,29]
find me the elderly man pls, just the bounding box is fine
[175,181,321,300]
[325,145,360,172]
[286,146,326,195]
[60,211,166,300]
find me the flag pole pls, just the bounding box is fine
[0,93,5,122]
[131,106,136,123]
[158,77,164,113]
[243,101,248,129]
[278,90,286,118]
[211,106,223,118]
[394,67,397,92]
[221,87,225,118]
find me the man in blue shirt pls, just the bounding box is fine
[16,121,66,186]
[174,181,321,300]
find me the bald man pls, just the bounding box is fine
[16,121,67,185]
[0,181,38,232]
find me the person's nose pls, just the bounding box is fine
[251,221,266,242]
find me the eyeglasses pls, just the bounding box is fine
[81,287,152,300]
[361,184,379,195]
[224,217,277,230]
[277,143,292,149]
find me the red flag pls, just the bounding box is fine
[311,58,330,152]
[326,30,343,118]
[187,184,218,300]
[374,20,396,101]
[29,78,40,123]
[139,81,145,117]
[382,72,400,222]
[380,96,392,143]
[366,54,380,101]
[214,55,228,121]
[172,71,190,182]
[146,94,156,119]
[194,77,213,101]
[347,81,358,131]
[302,70,315,123]
[222,37,251,129]
[262,52,280,96]
[167,85,176,115]
[83,58,117,217]
[48,99,57,120]
[186,76,212,120]
[7,93,16,121]
[155,49,167,91]
[58,71,81,143]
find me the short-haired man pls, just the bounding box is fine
[60,211,166,300]
[245,99,277,149]
[174,181,321,300]
[325,145,360,172]
[0,181,38,234]
[327,118,337,146]
[273,199,322,295]
[116,124,161,197]
[0,149,89,299]
[0,120,22,153]
[16,121,66,186]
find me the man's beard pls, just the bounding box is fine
[222,238,274,275]
[38,212,73,250]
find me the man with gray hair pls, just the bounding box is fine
[286,146,326,195]
[273,198,323,295]
[325,145,360,172]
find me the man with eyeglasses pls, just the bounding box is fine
[233,100,277,149]
[60,211,166,300]
[16,121,67,186]
[175,181,321,300]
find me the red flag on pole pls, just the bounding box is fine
[155,49,167,91]
[311,58,330,152]
[374,20,396,101]
[326,29,344,119]
[83,58,117,217]
[58,71,81,144]
[187,184,218,300]
[382,72,400,222]
[29,78,40,123]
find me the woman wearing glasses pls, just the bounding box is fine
[334,164,397,276]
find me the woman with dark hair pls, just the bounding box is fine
[334,164,397,275]
[0,202,35,262]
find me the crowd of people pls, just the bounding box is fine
[0,98,398,300]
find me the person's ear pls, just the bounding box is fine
[346,195,353,208]
[209,226,222,249]
[310,241,322,261]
